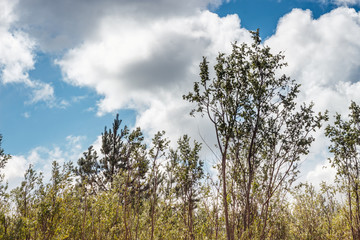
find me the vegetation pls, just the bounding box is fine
[183,30,327,239]
[0,31,359,239]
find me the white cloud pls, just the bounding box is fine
[0,30,35,84]
[3,155,27,181]
[265,7,360,121]
[56,10,251,159]
[266,7,360,107]
[306,160,337,187]
[265,7,360,186]
[3,135,86,189]
[315,0,360,6]
[333,0,360,6]
[23,112,30,118]
[66,135,86,156]
[14,0,228,51]
[27,80,54,103]
[58,11,249,110]
[0,0,62,106]
[269,8,360,101]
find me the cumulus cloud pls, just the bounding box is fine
[56,10,251,152]
[265,7,360,185]
[267,7,360,111]
[58,11,249,110]
[0,30,35,84]
[266,7,360,113]
[0,0,36,91]
[0,0,61,105]
[14,0,227,51]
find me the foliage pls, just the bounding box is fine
[184,29,327,239]
[326,101,360,239]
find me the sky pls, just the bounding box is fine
[1,0,360,188]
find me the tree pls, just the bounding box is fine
[184,29,327,239]
[148,131,169,240]
[75,114,150,239]
[100,114,129,189]
[326,101,360,239]
[289,182,348,239]
[76,146,101,194]
[171,135,204,240]
[35,161,73,240]
[291,183,328,239]
[11,165,41,240]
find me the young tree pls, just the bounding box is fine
[172,135,204,240]
[11,165,41,240]
[76,146,101,194]
[326,101,360,239]
[290,182,346,239]
[75,115,129,192]
[184,29,327,239]
[148,131,169,240]
[75,115,150,239]
[291,183,328,239]
[35,161,73,240]
[100,114,129,189]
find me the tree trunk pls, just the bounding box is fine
[150,160,158,240]
[82,193,87,240]
[222,153,232,240]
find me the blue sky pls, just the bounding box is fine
[217,0,334,37]
[1,0,360,186]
